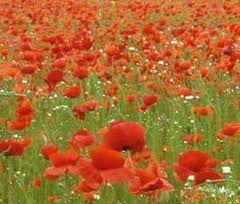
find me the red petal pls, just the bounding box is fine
[90,145,125,170]
[101,167,132,184]
[44,166,66,181]
[194,171,223,185]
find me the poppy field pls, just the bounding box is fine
[1,0,240,203]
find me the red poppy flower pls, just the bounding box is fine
[0,64,19,79]
[142,23,156,35]
[22,51,38,62]
[19,137,33,148]
[105,84,119,96]
[76,158,103,185]
[77,152,130,185]
[129,162,173,195]
[43,34,64,44]
[44,166,66,181]
[72,158,104,196]
[41,144,58,160]
[183,134,203,145]
[103,121,145,153]
[15,98,34,119]
[52,58,67,69]
[192,106,213,116]
[74,179,100,193]
[0,138,32,156]
[174,150,220,182]
[74,51,99,67]
[62,85,81,98]
[72,37,93,50]
[100,167,132,184]
[105,43,121,57]
[68,129,95,149]
[45,69,64,92]
[47,195,61,204]
[200,68,209,79]
[49,148,79,168]
[21,64,37,75]
[177,88,192,97]
[217,123,240,139]
[194,171,223,185]
[72,66,89,80]
[32,178,42,189]
[172,28,185,37]
[90,145,125,170]
[73,101,98,120]
[7,98,34,132]
[126,95,137,103]
[7,119,29,132]
[72,105,87,120]
[1,49,8,57]
[44,149,80,181]
[138,104,149,112]
[174,61,192,73]
[142,94,158,106]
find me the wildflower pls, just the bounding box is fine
[45,69,64,92]
[129,162,173,196]
[192,106,213,116]
[41,144,58,160]
[62,85,81,98]
[217,123,240,139]
[68,129,95,150]
[142,94,158,106]
[0,138,32,156]
[174,150,222,184]
[103,121,145,153]
[44,149,80,181]
[90,145,125,170]
[183,134,203,145]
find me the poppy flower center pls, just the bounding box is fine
[122,146,130,151]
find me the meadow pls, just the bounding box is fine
[0,0,240,203]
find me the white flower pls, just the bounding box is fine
[158,60,165,65]
[128,46,136,51]
[222,166,231,174]
[94,194,100,200]
[187,175,195,181]
[185,95,194,100]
